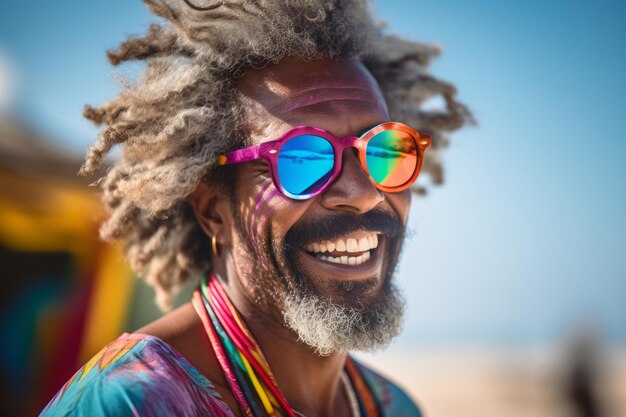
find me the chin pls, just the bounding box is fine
[281,275,405,356]
[315,275,384,307]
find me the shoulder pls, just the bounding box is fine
[351,358,423,417]
[40,333,234,417]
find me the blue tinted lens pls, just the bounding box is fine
[277,135,334,196]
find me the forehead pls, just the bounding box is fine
[237,57,389,143]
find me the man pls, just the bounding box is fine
[41,1,470,416]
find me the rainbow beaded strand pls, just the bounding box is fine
[194,277,294,417]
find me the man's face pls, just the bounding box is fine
[227,58,411,354]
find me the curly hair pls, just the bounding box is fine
[81,0,473,310]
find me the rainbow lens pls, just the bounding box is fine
[365,129,418,188]
[277,135,334,196]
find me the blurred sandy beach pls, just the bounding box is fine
[357,346,626,417]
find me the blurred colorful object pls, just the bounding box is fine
[0,118,134,416]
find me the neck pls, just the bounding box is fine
[215,262,350,417]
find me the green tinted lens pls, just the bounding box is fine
[366,129,418,187]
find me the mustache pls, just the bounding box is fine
[283,209,404,249]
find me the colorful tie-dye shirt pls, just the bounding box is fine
[40,333,422,417]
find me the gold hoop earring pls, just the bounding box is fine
[211,235,220,257]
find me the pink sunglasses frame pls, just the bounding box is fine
[217,122,432,200]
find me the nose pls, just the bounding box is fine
[320,148,384,213]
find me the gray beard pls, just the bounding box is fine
[281,281,405,356]
[230,197,407,356]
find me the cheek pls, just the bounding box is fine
[387,190,412,223]
[240,178,293,264]
[249,180,275,247]
[252,186,284,246]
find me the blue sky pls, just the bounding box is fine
[0,0,624,346]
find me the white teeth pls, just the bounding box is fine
[305,233,379,255]
[318,251,371,265]
[346,238,359,253]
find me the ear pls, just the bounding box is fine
[187,180,233,247]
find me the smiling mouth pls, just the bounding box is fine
[303,232,379,266]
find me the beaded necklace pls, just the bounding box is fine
[192,275,382,417]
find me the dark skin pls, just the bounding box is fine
[138,57,412,417]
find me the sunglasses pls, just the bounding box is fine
[217,122,431,200]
